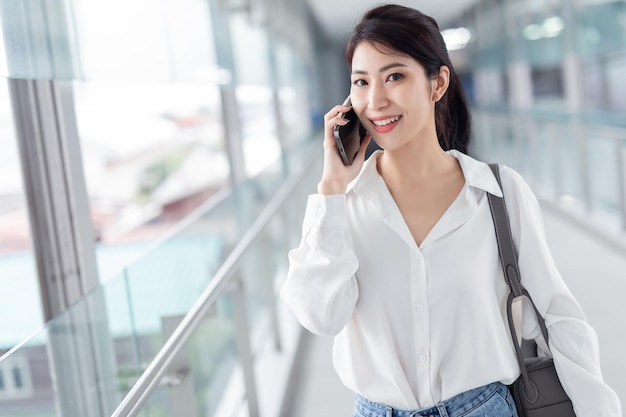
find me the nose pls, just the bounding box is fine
[367,82,389,111]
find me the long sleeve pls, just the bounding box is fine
[501,166,622,416]
[280,193,359,337]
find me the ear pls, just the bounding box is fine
[431,65,450,102]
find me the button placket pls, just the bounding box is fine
[412,250,432,403]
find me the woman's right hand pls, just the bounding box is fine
[318,102,371,195]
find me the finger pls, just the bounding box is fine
[324,105,352,122]
[324,106,352,120]
[324,114,350,138]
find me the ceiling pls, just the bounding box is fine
[306,0,482,44]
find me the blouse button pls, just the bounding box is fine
[316,207,326,217]
[416,304,424,312]
[419,355,427,363]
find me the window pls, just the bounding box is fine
[12,367,22,389]
[73,81,228,282]
[531,66,564,98]
[0,352,32,399]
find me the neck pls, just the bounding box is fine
[378,134,457,188]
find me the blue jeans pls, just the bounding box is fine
[353,382,519,417]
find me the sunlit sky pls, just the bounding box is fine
[0,15,7,77]
[0,0,289,197]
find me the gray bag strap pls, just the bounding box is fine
[486,164,524,298]
[486,164,551,383]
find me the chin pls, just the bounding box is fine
[373,139,400,152]
[371,135,392,149]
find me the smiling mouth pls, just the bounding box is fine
[371,116,402,126]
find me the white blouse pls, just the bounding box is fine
[280,150,622,415]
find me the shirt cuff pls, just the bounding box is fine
[303,194,348,228]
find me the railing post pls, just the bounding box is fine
[263,250,283,352]
[525,115,537,184]
[550,122,562,198]
[511,114,524,173]
[229,278,260,417]
[575,118,592,212]
[161,315,199,417]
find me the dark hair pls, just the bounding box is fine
[346,4,471,153]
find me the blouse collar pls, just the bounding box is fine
[348,149,503,204]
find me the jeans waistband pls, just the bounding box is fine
[354,382,503,417]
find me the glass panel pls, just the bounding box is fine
[588,135,620,214]
[73,80,229,283]
[0,0,221,83]
[0,11,7,76]
[603,54,626,113]
[576,1,626,57]
[121,232,225,367]
[0,0,320,413]
[0,138,320,416]
[187,297,239,416]
[133,292,239,417]
[533,122,553,182]
[131,150,321,417]
[0,78,43,351]
[558,124,585,202]
[72,0,217,83]
[471,107,626,223]
[0,211,236,416]
[229,12,282,177]
[524,36,564,67]
[1,0,234,294]
[0,271,136,416]
[273,41,313,147]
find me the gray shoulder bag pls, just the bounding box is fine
[487,164,576,416]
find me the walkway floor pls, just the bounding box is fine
[282,202,626,416]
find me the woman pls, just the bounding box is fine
[280,4,621,416]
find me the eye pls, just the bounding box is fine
[387,73,404,82]
[352,79,368,87]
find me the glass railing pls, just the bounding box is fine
[471,106,626,232]
[0,137,321,417]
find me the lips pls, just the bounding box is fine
[370,115,402,133]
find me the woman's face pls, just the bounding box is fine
[349,42,439,152]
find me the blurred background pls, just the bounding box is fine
[0,0,625,416]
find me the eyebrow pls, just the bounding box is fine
[351,62,408,75]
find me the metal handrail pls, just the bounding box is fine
[103,185,234,283]
[110,150,319,417]
[0,185,235,365]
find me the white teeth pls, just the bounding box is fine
[372,116,401,126]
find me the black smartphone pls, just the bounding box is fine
[333,105,367,166]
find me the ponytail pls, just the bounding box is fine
[435,69,471,153]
